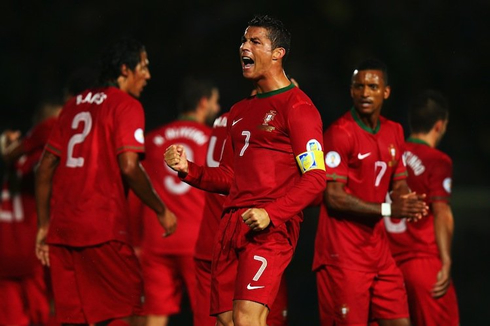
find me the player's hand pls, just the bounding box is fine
[391,192,428,222]
[157,208,177,237]
[432,263,451,298]
[241,208,271,231]
[164,145,189,174]
[35,225,50,267]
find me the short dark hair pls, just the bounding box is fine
[178,77,217,114]
[99,37,145,85]
[353,58,389,86]
[64,66,98,98]
[248,15,291,62]
[408,90,449,134]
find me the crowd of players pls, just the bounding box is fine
[0,14,459,326]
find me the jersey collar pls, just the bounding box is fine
[407,137,430,147]
[256,83,295,99]
[350,107,380,134]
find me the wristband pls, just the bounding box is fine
[381,203,391,217]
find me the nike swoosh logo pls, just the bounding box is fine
[232,118,243,126]
[357,152,371,160]
[247,283,265,290]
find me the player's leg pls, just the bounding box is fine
[140,252,181,326]
[0,277,29,325]
[178,255,198,313]
[315,265,374,325]
[233,300,269,326]
[22,265,50,325]
[193,258,216,326]
[371,258,410,326]
[266,274,288,326]
[398,257,459,326]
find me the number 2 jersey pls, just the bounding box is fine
[45,87,145,247]
[385,139,453,262]
[183,84,326,236]
[313,108,407,272]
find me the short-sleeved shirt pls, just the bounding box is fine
[45,87,145,247]
[139,119,212,255]
[313,108,407,272]
[0,117,57,277]
[183,84,326,236]
[194,113,229,262]
[385,138,453,262]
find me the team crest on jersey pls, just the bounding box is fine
[325,151,341,168]
[443,177,452,193]
[258,110,276,132]
[134,128,145,144]
[306,139,322,151]
[388,144,396,167]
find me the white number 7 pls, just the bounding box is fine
[252,255,267,281]
[374,161,387,187]
[239,131,250,157]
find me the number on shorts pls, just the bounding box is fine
[67,112,92,167]
[252,255,268,281]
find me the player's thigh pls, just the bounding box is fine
[398,258,459,326]
[316,265,374,325]
[266,274,288,326]
[371,260,409,321]
[194,259,216,326]
[176,255,197,310]
[140,252,182,315]
[22,266,50,324]
[0,277,29,325]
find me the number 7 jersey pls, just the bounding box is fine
[45,87,146,247]
[313,108,407,272]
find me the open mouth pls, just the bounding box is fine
[242,56,254,69]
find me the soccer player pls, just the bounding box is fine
[0,99,62,326]
[134,77,220,326]
[165,15,326,326]
[35,37,177,325]
[313,58,428,326]
[385,90,459,325]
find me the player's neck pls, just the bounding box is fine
[408,133,436,148]
[254,70,291,94]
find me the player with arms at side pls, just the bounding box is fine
[313,58,428,326]
[385,90,459,325]
[134,77,220,326]
[165,15,326,326]
[35,38,176,325]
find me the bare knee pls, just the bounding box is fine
[233,300,268,326]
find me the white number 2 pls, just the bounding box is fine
[66,112,92,168]
[374,161,387,187]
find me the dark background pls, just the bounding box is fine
[2,0,489,324]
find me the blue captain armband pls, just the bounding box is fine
[296,150,326,174]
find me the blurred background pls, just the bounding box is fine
[2,0,489,324]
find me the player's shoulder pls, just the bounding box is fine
[326,110,354,132]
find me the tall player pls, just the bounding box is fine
[313,58,428,326]
[35,38,177,325]
[385,90,459,325]
[134,77,220,326]
[165,15,326,326]
[0,99,62,325]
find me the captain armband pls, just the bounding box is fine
[295,150,326,174]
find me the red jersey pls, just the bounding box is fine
[139,119,212,255]
[0,117,57,277]
[385,138,452,262]
[313,108,407,272]
[45,87,145,247]
[194,113,229,261]
[183,84,326,235]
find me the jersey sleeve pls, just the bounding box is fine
[45,115,63,157]
[392,124,408,181]
[23,118,57,153]
[114,100,145,155]
[264,101,326,226]
[428,155,452,203]
[324,122,351,183]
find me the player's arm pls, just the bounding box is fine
[35,150,60,267]
[118,151,176,237]
[432,201,454,297]
[0,130,24,164]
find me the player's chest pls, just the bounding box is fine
[348,132,401,170]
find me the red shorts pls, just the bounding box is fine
[398,257,459,326]
[0,265,50,325]
[194,258,216,326]
[210,209,294,316]
[49,241,143,324]
[316,262,409,325]
[140,252,197,316]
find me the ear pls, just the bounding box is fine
[433,119,444,132]
[120,64,129,78]
[272,47,286,61]
[383,85,391,100]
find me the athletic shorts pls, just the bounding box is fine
[267,274,288,326]
[194,258,217,326]
[316,262,409,325]
[210,208,294,316]
[0,265,50,325]
[49,241,143,324]
[140,252,197,316]
[398,257,459,326]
